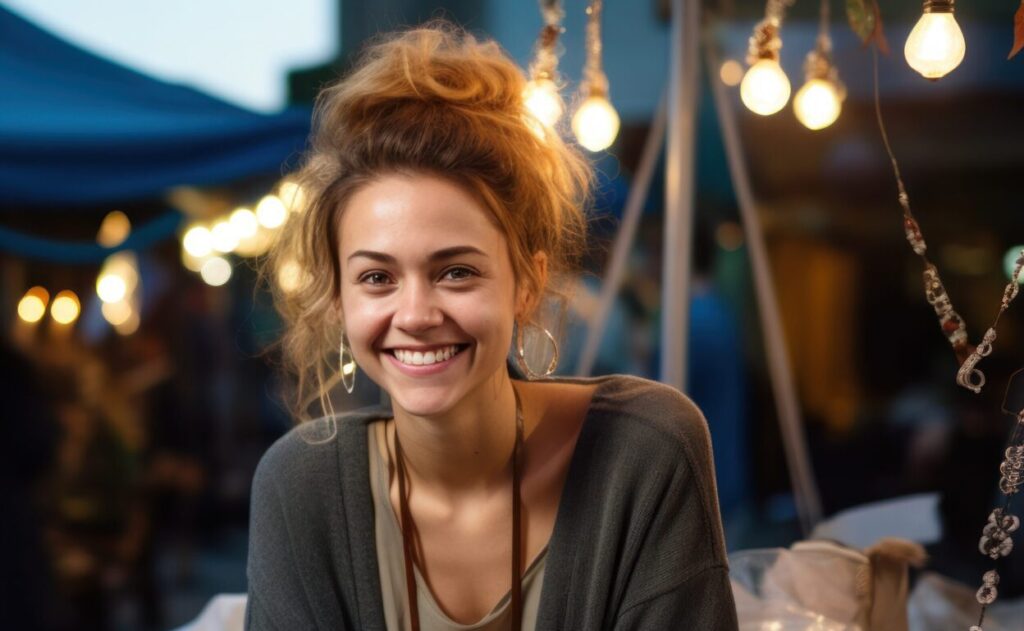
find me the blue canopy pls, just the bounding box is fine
[0,6,311,208]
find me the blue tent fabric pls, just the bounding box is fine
[0,6,312,207]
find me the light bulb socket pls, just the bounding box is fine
[923,0,954,14]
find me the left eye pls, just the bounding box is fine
[442,267,475,281]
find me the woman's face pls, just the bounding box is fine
[338,172,531,417]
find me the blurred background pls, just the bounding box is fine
[2,0,1024,628]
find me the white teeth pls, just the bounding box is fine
[392,345,463,366]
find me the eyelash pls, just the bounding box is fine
[359,266,477,286]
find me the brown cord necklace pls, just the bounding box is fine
[392,387,525,631]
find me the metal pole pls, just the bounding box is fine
[660,0,701,391]
[704,36,823,533]
[576,95,666,376]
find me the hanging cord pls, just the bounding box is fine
[871,47,1024,394]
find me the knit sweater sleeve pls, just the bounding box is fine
[609,379,738,629]
[244,434,320,631]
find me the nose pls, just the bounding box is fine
[393,279,444,332]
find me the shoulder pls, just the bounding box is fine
[588,374,713,464]
[251,405,387,502]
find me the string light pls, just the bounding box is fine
[211,219,239,253]
[719,60,744,86]
[740,0,795,116]
[277,259,305,293]
[50,290,80,325]
[573,0,620,152]
[256,195,287,229]
[230,207,259,238]
[200,256,232,286]
[524,0,565,129]
[17,286,49,323]
[905,0,965,79]
[793,3,845,131]
[277,180,307,213]
[96,210,131,247]
[183,225,213,258]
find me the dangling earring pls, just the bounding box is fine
[339,333,357,394]
[515,321,559,379]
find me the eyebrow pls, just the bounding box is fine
[346,245,488,265]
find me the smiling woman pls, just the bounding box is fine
[248,19,737,631]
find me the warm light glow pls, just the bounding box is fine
[114,310,140,335]
[183,225,213,257]
[97,210,131,247]
[523,78,563,128]
[572,95,620,152]
[904,11,966,79]
[740,59,791,115]
[17,286,49,323]
[200,256,233,286]
[277,259,304,293]
[793,78,842,130]
[211,220,239,253]
[1004,246,1024,284]
[234,228,275,258]
[256,195,287,228]
[719,59,744,86]
[51,290,80,324]
[181,249,206,272]
[278,181,307,213]
[230,207,259,238]
[103,252,139,292]
[101,300,133,326]
[96,273,127,303]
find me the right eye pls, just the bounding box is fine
[359,272,391,286]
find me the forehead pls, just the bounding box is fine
[339,173,505,256]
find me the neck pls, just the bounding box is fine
[390,371,541,502]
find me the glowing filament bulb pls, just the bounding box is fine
[904,6,965,79]
[740,59,791,116]
[793,79,842,130]
[572,95,620,152]
[523,78,563,128]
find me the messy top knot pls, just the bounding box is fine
[263,21,593,422]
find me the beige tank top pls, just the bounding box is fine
[367,420,548,631]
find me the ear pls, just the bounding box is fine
[516,251,549,321]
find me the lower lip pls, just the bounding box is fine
[384,346,468,376]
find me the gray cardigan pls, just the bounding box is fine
[245,373,739,629]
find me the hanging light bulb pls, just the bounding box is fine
[794,80,842,129]
[573,0,619,152]
[741,18,791,116]
[741,59,791,115]
[524,0,565,130]
[905,0,965,79]
[572,95,620,152]
[793,36,845,130]
[523,78,563,128]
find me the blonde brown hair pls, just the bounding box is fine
[263,21,594,422]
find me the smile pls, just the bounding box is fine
[383,344,470,375]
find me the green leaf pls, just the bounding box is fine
[847,0,876,43]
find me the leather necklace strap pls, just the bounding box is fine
[393,390,525,631]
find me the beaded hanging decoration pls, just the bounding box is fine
[872,49,1024,394]
[969,407,1023,629]
[871,48,1024,630]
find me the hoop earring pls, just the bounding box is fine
[339,334,357,394]
[515,322,559,379]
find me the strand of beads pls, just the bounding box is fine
[970,411,1024,630]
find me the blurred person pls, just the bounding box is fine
[248,22,738,630]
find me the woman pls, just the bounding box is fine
[247,22,738,630]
